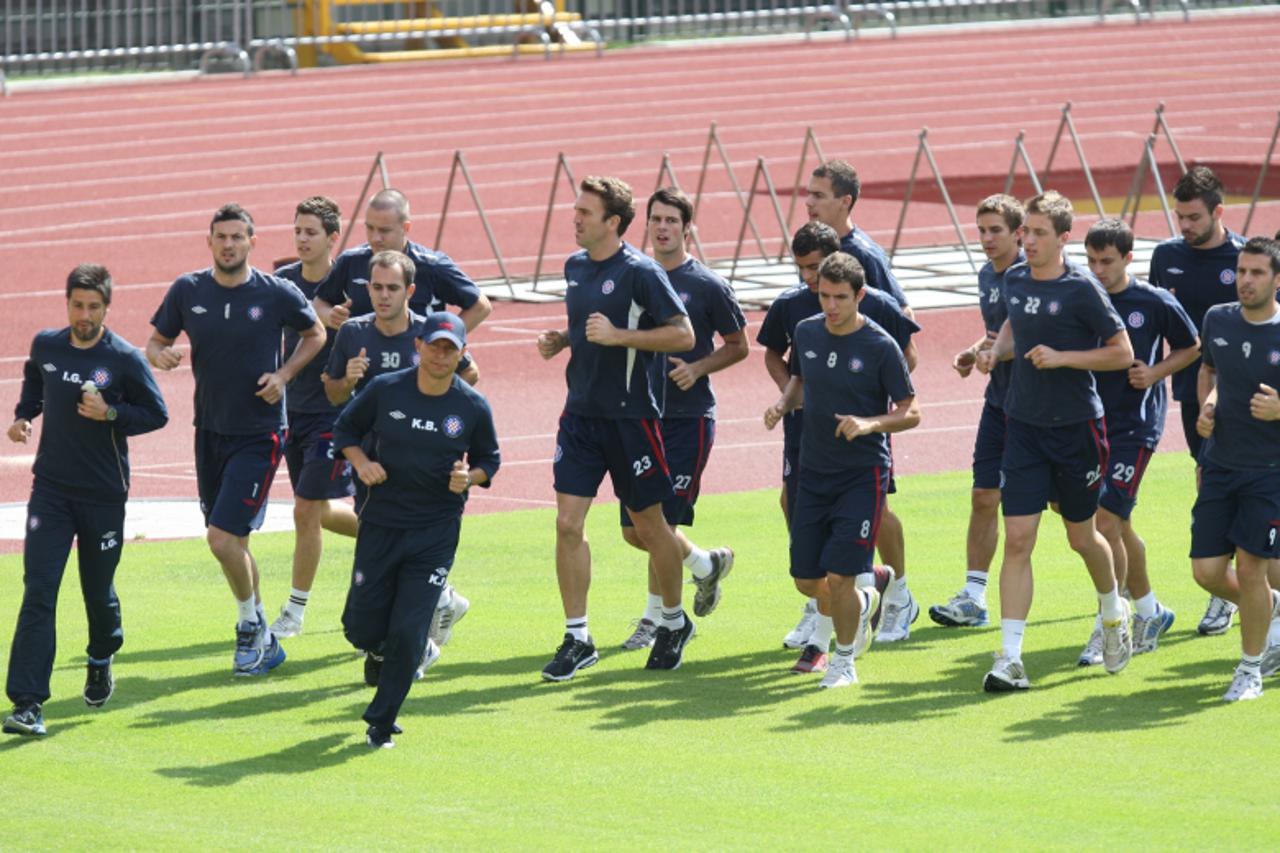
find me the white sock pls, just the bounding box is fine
[1240,653,1263,674]
[1134,591,1157,619]
[886,574,910,606]
[660,607,686,631]
[683,546,713,580]
[964,571,988,604]
[643,593,663,623]
[1099,587,1125,622]
[834,642,854,660]
[237,596,257,624]
[566,617,589,643]
[810,614,834,651]
[1001,619,1025,660]
[285,587,310,619]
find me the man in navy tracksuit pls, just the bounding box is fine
[4,265,168,737]
[333,312,500,748]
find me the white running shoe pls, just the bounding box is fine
[621,618,658,651]
[1198,595,1237,636]
[1077,623,1104,667]
[818,654,857,688]
[983,652,1030,692]
[928,590,989,628]
[429,587,470,646]
[852,588,880,660]
[1260,642,1280,679]
[414,638,441,680]
[1133,603,1176,655]
[1223,665,1263,702]
[1102,598,1133,674]
[875,591,919,643]
[783,600,818,649]
[270,606,304,639]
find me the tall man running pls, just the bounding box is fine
[764,252,921,689]
[931,194,1025,629]
[975,191,1134,692]
[619,187,748,650]
[3,265,168,737]
[1078,218,1199,665]
[272,196,358,638]
[334,312,499,746]
[147,204,325,676]
[536,176,695,680]
[1148,166,1248,636]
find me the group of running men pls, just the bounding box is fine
[5,159,1280,748]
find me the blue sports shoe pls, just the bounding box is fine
[1133,604,1176,655]
[234,621,286,677]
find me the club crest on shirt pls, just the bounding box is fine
[1127,312,1145,329]
[248,306,263,321]
[679,291,691,304]
[444,415,463,437]
[354,570,364,586]
[411,353,421,366]
[1220,269,1236,285]
[1048,301,1061,315]
[848,357,864,373]
[601,280,615,295]
[554,444,563,463]
[1270,350,1280,366]
[27,515,39,531]
[91,368,112,388]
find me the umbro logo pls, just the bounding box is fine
[389,410,406,420]
[804,350,817,359]
[1213,337,1229,346]
[41,363,56,373]
[1167,267,1184,275]
[191,305,207,314]
[1008,296,1020,305]
[567,279,579,288]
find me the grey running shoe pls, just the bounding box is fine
[414,638,441,680]
[1133,604,1176,655]
[929,591,990,627]
[1223,665,1263,702]
[1260,642,1280,678]
[1077,624,1104,667]
[876,590,920,643]
[1198,595,1237,636]
[692,548,734,618]
[429,587,470,646]
[783,599,818,649]
[270,606,304,639]
[983,653,1030,692]
[851,587,880,660]
[621,618,658,651]
[1102,598,1133,674]
[818,654,857,688]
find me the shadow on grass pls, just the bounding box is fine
[0,719,90,746]
[1000,680,1220,742]
[155,733,370,787]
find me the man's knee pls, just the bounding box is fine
[293,498,324,530]
[620,526,646,551]
[972,488,1000,514]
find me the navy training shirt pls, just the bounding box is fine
[1094,279,1199,449]
[332,369,500,527]
[561,243,688,419]
[277,261,339,416]
[15,328,168,503]
[654,257,747,420]
[790,315,915,472]
[841,226,909,307]
[1002,262,1126,427]
[150,267,317,435]
[1200,304,1280,471]
[978,253,1023,409]
[317,240,481,318]
[327,311,427,397]
[757,282,918,371]
[1149,230,1246,401]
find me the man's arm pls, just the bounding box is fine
[586,313,694,353]
[763,375,804,430]
[835,395,921,440]
[1025,330,1133,372]
[146,329,183,371]
[88,351,169,436]
[763,347,790,393]
[256,319,325,405]
[458,294,493,332]
[537,329,570,360]
[9,347,44,443]
[1128,339,1201,390]
[1196,362,1218,438]
[667,329,749,391]
[312,296,353,330]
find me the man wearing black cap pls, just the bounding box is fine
[332,312,501,749]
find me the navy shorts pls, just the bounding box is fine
[1190,462,1280,560]
[1098,444,1155,521]
[554,412,674,512]
[972,401,1007,490]
[285,411,355,502]
[789,465,889,580]
[621,416,715,528]
[1001,416,1108,523]
[195,428,286,536]
[782,409,803,518]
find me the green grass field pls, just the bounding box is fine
[2,451,1278,849]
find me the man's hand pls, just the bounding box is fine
[345,347,370,388]
[537,330,567,360]
[7,419,32,444]
[77,389,109,421]
[1250,383,1280,421]
[448,459,471,495]
[953,347,978,378]
[328,298,353,328]
[834,414,874,441]
[355,459,387,487]
[975,349,997,375]
[255,372,287,405]
[764,402,785,431]
[667,357,701,391]
[152,346,183,371]
[1196,401,1216,438]
[1127,360,1159,390]
[584,312,620,346]
[1025,345,1065,370]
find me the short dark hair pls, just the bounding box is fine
[976,194,1025,231]
[791,221,841,258]
[647,186,694,227]
[581,176,636,236]
[1173,166,1224,211]
[296,196,341,235]
[817,251,865,292]
[369,188,410,222]
[211,203,254,236]
[1241,236,1280,275]
[369,249,416,286]
[812,160,860,207]
[1025,191,1073,236]
[66,263,112,305]
[1085,218,1135,256]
